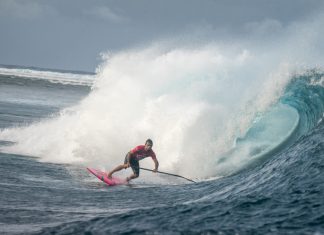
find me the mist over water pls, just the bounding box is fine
[1,13,324,180]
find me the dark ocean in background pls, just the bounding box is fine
[0,63,324,235]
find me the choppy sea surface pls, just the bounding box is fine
[0,61,323,235]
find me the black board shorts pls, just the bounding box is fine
[124,155,140,176]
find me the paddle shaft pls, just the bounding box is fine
[140,167,196,183]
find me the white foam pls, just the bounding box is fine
[0,45,293,179]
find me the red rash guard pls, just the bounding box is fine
[130,145,156,161]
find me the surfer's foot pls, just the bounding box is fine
[126,177,131,182]
[107,172,112,179]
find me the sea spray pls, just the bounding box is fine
[0,45,293,179]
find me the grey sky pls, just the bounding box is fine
[0,0,323,72]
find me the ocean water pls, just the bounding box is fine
[0,45,324,235]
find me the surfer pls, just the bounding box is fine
[107,139,159,182]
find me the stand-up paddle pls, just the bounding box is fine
[140,167,196,183]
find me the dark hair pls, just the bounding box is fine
[145,139,153,146]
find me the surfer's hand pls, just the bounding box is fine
[125,163,130,169]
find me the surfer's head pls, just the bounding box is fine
[145,139,153,150]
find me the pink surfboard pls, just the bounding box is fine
[87,167,127,186]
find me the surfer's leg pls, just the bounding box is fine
[107,155,131,178]
[126,173,138,182]
[107,164,127,178]
[127,159,139,182]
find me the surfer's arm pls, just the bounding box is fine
[152,158,159,172]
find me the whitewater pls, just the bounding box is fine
[0,13,324,235]
[0,46,300,178]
